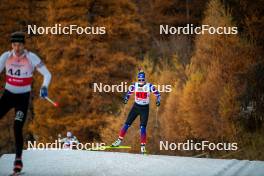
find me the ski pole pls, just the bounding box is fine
[154,106,159,128]
[45,96,59,107]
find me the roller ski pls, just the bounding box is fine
[105,138,131,149]
[10,172,25,176]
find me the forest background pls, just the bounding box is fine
[0,0,263,160]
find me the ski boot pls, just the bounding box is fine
[12,157,23,175]
[111,138,122,147]
[141,144,147,155]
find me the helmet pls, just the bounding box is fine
[137,69,145,85]
[66,131,72,137]
[138,72,145,80]
[10,32,25,43]
[137,68,145,80]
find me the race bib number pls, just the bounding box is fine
[136,92,147,99]
[5,54,34,87]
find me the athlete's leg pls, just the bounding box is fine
[13,92,30,159]
[112,104,140,147]
[119,123,130,139]
[0,90,13,119]
[119,104,139,139]
[139,106,149,145]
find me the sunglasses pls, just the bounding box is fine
[138,79,145,82]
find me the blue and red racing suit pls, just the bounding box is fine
[119,82,160,145]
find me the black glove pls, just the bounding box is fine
[123,98,128,104]
[40,86,48,98]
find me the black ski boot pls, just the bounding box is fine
[13,157,23,174]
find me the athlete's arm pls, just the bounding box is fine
[124,83,135,100]
[73,136,79,144]
[29,52,52,88]
[59,138,66,143]
[150,84,161,105]
[0,52,10,73]
[37,65,52,88]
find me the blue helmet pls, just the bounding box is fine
[138,71,145,80]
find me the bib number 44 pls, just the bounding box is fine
[8,68,21,76]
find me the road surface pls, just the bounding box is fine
[0,150,263,176]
